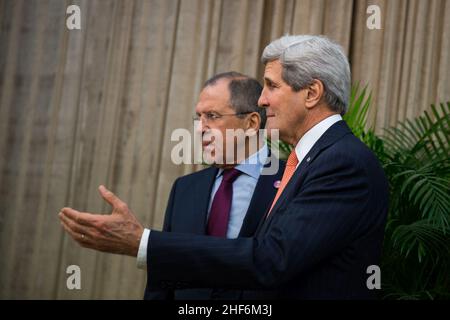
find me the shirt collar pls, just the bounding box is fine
[216,144,268,179]
[294,114,342,166]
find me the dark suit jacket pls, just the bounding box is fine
[144,156,285,300]
[146,121,389,299]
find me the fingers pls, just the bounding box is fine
[59,211,91,235]
[60,207,96,226]
[98,185,127,210]
[59,213,91,245]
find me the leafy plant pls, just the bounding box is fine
[344,85,450,299]
[377,102,450,299]
[344,83,372,137]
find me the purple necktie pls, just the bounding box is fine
[207,168,242,237]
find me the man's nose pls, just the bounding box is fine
[194,118,207,134]
[258,90,268,108]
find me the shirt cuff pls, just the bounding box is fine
[136,228,150,269]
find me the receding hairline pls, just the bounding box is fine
[203,75,251,90]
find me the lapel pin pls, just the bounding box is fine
[273,180,281,188]
[306,157,311,162]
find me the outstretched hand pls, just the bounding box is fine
[59,185,144,257]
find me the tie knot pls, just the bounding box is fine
[287,150,299,167]
[222,168,241,183]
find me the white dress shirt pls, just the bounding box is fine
[293,114,342,168]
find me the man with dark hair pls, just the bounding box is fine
[142,72,283,299]
[59,71,284,300]
[204,71,267,128]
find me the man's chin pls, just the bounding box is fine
[265,123,279,139]
[265,117,277,129]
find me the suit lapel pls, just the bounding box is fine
[258,121,352,234]
[238,159,286,237]
[192,166,218,234]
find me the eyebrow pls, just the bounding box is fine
[264,77,277,85]
[196,110,219,116]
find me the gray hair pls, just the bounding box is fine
[261,35,351,115]
[203,72,266,128]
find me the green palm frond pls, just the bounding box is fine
[343,83,373,139]
[345,90,450,299]
[388,158,450,228]
[381,102,450,233]
[391,219,450,263]
[382,103,450,162]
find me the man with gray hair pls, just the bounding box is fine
[60,35,389,299]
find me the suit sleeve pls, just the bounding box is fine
[147,151,379,290]
[144,178,179,300]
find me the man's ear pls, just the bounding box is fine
[305,79,324,109]
[245,112,260,136]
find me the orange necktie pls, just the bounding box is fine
[267,149,299,216]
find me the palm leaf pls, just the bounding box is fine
[390,158,450,228]
[377,101,450,299]
[343,83,372,138]
[383,103,450,162]
[391,220,450,263]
